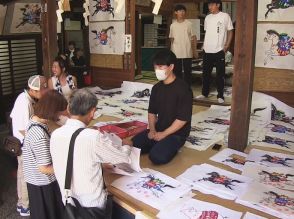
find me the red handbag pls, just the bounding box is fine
[84,74,92,86]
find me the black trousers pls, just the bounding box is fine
[27,181,64,219]
[202,50,225,99]
[174,58,192,86]
[132,130,185,165]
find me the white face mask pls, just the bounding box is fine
[155,69,168,81]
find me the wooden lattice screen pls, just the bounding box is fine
[0,34,42,123]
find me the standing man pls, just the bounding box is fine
[10,75,47,216]
[131,49,193,165]
[197,0,233,103]
[51,89,132,218]
[169,4,198,86]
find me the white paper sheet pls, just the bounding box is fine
[271,100,294,125]
[89,21,125,55]
[243,212,267,219]
[89,0,125,21]
[242,162,294,191]
[249,92,294,148]
[91,87,124,100]
[185,133,223,151]
[190,124,217,139]
[121,81,154,96]
[266,121,294,137]
[103,132,122,146]
[237,182,294,219]
[236,199,270,218]
[157,198,242,219]
[209,148,249,171]
[257,0,294,21]
[185,105,231,151]
[91,82,151,121]
[111,168,191,210]
[177,164,252,200]
[253,133,294,152]
[108,147,142,176]
[255,23,294,70]
[250,92,272,124]
[247,149,294,168]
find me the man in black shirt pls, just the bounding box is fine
[72,49,86,67]
[132,49,193,164]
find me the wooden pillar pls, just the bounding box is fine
[228,0,257,151]
[129,0,136,80]
[41,0,57,78]
[135,10,142,76]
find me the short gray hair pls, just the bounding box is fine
[68,88,98,116]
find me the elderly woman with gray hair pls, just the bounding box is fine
[50,88,132,218]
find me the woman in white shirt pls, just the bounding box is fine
[48,56,77,101]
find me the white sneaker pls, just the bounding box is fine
[16,205,22,213]
[196,95,207,99]
[20,207,30,216]
[217,98,225,104]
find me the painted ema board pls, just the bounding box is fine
[255,23,294,70]
[89,21,125,55]
[10,3,41,33]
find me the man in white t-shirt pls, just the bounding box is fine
[10,75,47,216]
[197,0,233,103]
[169,4,198,86]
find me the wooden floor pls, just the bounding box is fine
[105,145,287,219]
[94,107,288,219]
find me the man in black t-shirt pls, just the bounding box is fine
[132,49,193,165]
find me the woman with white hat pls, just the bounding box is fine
[10,75,47,216]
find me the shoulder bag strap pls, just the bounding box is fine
[64,128,85,190]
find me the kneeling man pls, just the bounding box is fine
[132,49,193,164]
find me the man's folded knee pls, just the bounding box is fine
[149,153,172,165]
